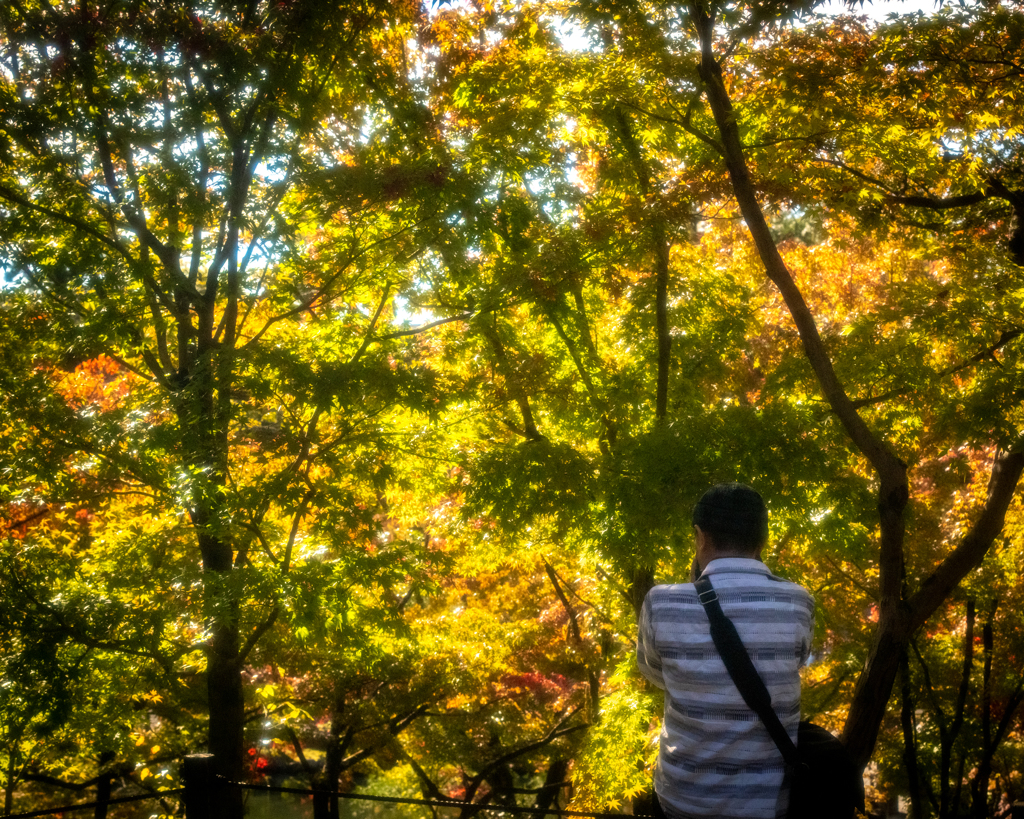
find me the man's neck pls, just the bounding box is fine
[709,550,761,561]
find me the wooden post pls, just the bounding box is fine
[182,754,216,819]
[94,770,113,819]
[313,787,329,819]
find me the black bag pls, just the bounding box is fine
[790,721,863,819]
[694,576,865,819]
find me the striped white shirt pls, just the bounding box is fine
[637,558,814,819]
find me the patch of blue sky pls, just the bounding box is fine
[552,0,949,51]
[553,16,592,53]
[394,294,437,326]
[815,0,946,18]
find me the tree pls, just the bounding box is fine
[376,3,867,809]
[392,552,594,819]
[0,496,184,815]
[0,1,433,814]
[682,0,1024,771]
[4,0,1024,815]
[404,0,1024,805]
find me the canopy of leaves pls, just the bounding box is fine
[3,1,1024,817]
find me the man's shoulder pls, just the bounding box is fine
[700,561,814,614]
[766,572,814,608]
[645,563,813,612]
[707,559,811,590]
[646,582,699,603]
[756,570,813,598]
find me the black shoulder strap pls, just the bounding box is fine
[693,575,801,768]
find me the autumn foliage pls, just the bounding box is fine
[2,1,1024,818]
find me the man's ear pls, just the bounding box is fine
[694,525,714,568]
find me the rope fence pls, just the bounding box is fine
[3,756,629,819]
[235,779,631,818]
[7,755,1024,819]
[4,789,184,819]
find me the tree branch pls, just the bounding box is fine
[850,329,1022,410]
[378,312,474,340]
[477,316,544,441]
[608,106,672,421]
[814,156,1004,210]
[887,191,991,210]
[338,705,429,772]
[351,282,392,364]
[543,560,582,644]
[0,184,133,264]
[907,446,1024,631]
[689,4,910,767]
[465,707,584,804]
[237,606,279,667]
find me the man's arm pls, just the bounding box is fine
[636,591,666,689]
[799,590,816,666]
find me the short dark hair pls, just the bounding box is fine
[692,483,768,554]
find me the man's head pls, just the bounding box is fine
[692,482,768,559]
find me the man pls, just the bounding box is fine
[637,483,814,819]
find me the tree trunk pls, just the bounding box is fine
[94,751,115,819]
[970,614,995,819]
[841,615,909,767]
[4,753,14,817]
[900,653,924,819]
[325,697,345,819]
[608,106,672,423]
[203,537,245,818]
[629,565,656,620]
[942,600,974,819]
[180,324,245,818]
[688,1,1024,772]
[534,759,568,817]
